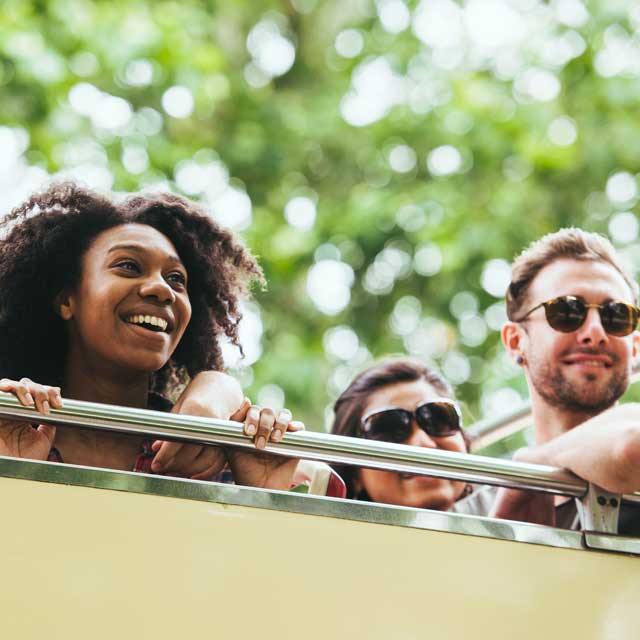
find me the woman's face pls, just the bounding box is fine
[61,224,192,378]
[356,379,467,510]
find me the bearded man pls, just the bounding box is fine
[455,228,640,533]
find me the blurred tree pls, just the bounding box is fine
[1,0,640,446]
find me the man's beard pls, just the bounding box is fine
[529,358,629,416]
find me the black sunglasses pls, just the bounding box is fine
[517,295,640,337]
[360,399,462,444]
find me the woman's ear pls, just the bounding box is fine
[54,291,74,320]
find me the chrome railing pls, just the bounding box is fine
[0,391,598,499]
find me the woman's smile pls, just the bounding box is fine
[125,314,170,332]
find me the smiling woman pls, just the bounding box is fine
[0,182,302,487]
[331,358,471,511]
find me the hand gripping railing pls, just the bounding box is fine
[0,392,586,498]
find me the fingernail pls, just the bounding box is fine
[42,400,50,414]
[246,424,257,436]
[272,429,282,441]
[256,436,266,449]
[151,461,163,472]
[25,393,34,406]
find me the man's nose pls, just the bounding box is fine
[138,274,175,305]
[575,307,607,344]
[405,423,437,449]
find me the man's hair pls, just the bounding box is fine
[506,227,638,320]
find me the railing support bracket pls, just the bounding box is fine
[578,482,620,534]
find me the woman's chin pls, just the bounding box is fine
[402,480,465,511]
[110,354,170,376]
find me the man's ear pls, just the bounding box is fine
[502,321,527,366]
[54,291,74,321]
[632,330,640,360]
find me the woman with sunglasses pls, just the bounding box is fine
[0,183,301,488]
[331,358,471,510]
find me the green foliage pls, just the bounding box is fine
[2,0,640,441]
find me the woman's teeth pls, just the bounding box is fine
[126,314,168,332]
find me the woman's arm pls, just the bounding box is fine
[151,371,304,488]
[0,378,62,460]
[151,371,245,478]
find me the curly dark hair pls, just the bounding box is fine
[330,357,470,500]
[0,182,264,397]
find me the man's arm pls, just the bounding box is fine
[517,403,640,494]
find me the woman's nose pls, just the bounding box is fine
[138,275,175,305]
[405,423,437,448]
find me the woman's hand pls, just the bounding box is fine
[240,404,305,449]
[226,404,305,489]
[0,378,62,460]
[151,371,244,479]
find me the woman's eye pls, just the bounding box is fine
[166,272,187,286]
[115,260,139,272]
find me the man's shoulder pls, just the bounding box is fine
[450,485,497,517]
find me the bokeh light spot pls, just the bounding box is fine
[443,351,471,385]
[208,186,253,231]
[427,145,462,176]
[450,291,478,319]
[247,20,296,77]
[284,196,317,231]
[609,211,639,244]
[481,259,511,298]
[323,326,360,362]
[606,172,638,205]
[161,86,194,119]
[307,260,354,315]
[390,296,422,336]
[547,116,577,146]
[335,29,364,58]
[414,243,443,276]
[257,384,286,411]
[377,0,411,34]
[388,144,417,173]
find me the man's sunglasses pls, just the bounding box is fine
[517,295,640,337]
[360,399,462,444]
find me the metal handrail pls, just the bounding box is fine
[0,391,588,498]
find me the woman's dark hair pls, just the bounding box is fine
[330,357,469,499]
[0,182,264,397]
